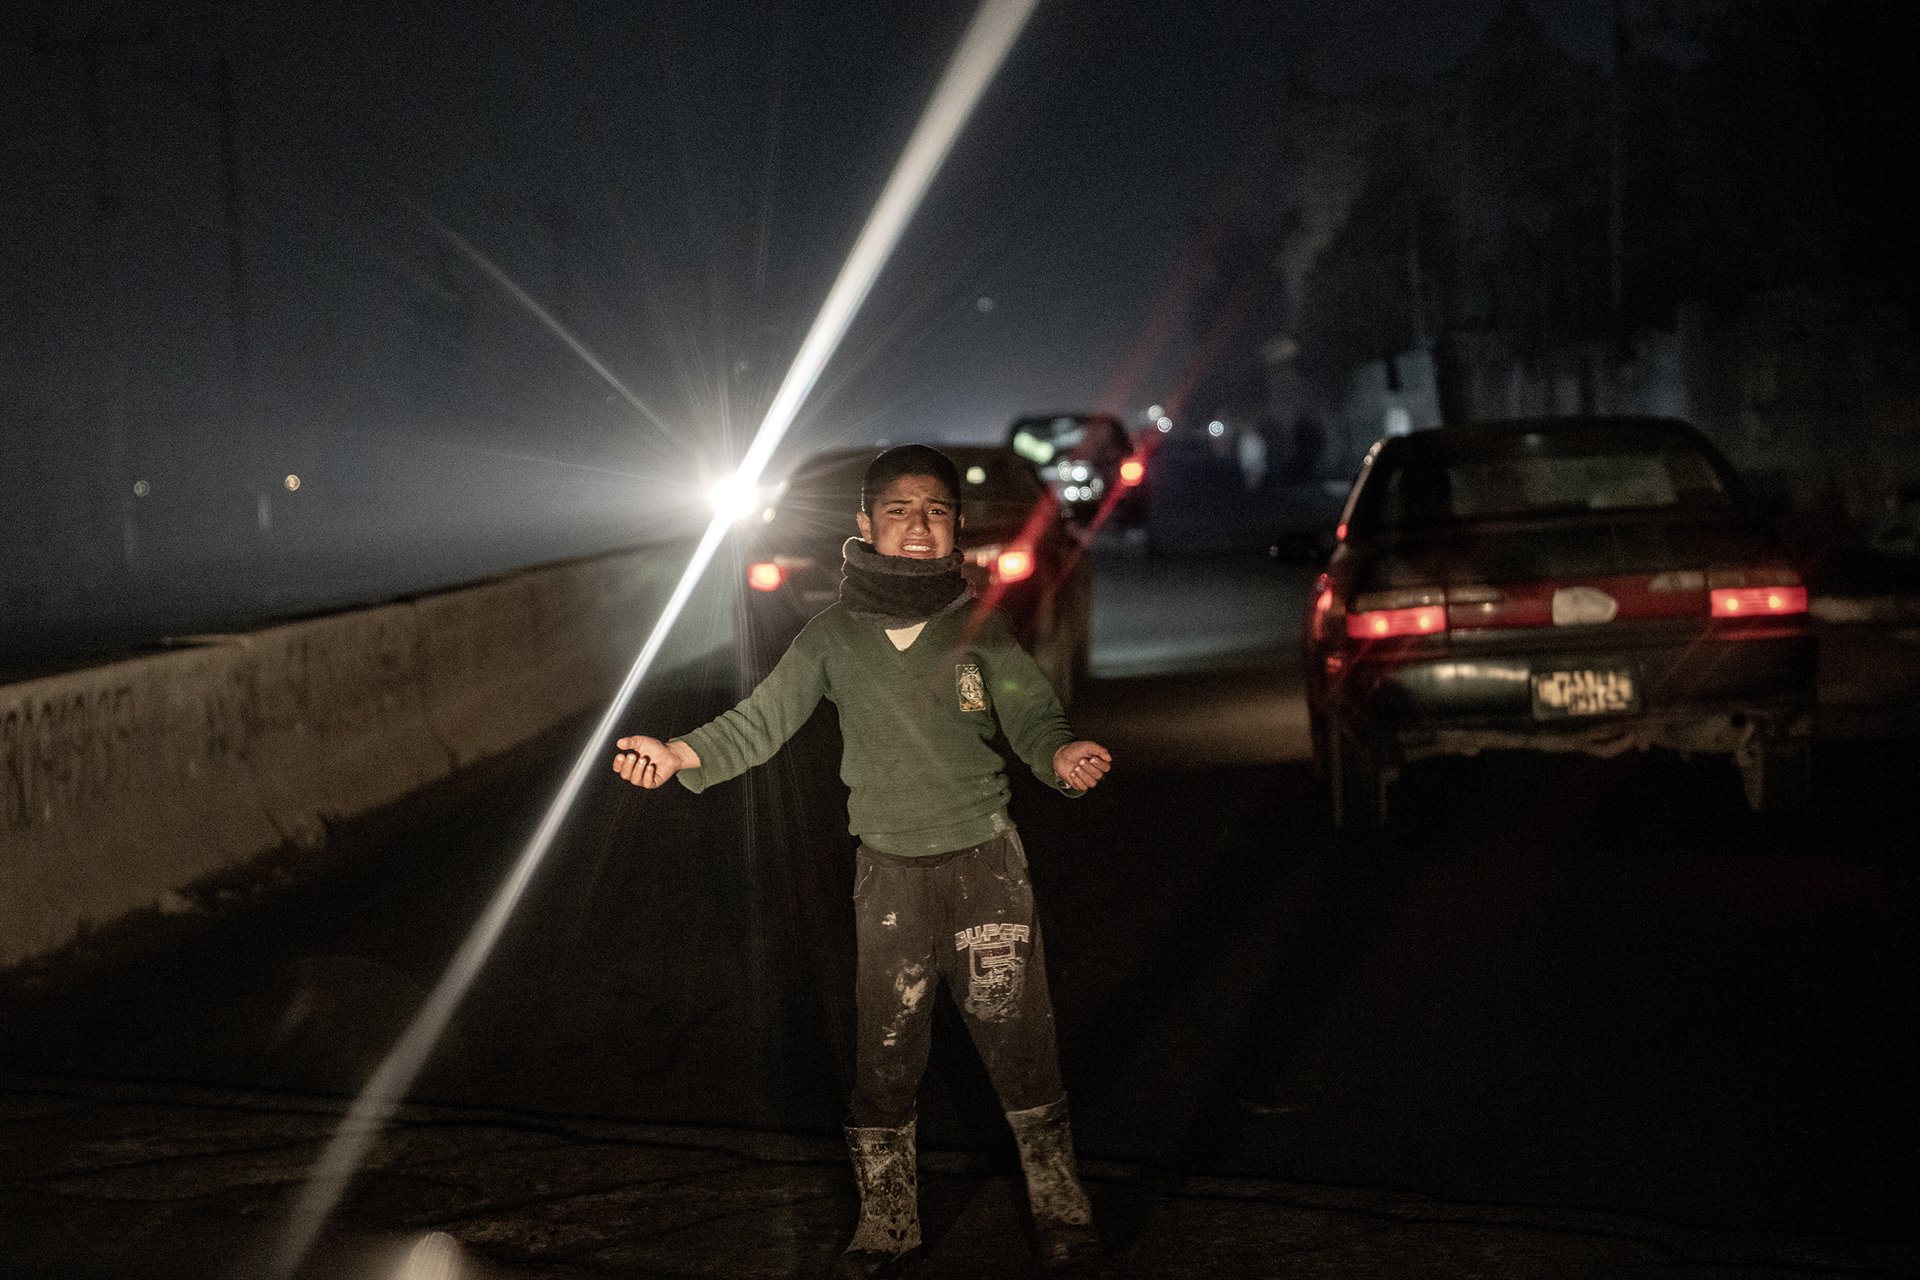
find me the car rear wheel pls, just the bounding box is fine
[1739,738,1812,814]
[1330,726,1388,835]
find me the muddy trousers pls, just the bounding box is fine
[848,831,1065,1128]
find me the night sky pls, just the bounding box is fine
[1,0,1680,617]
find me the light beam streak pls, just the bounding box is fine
[428,218,680,442]
[268,3,1037,1274]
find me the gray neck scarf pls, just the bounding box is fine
[839,537,970,628]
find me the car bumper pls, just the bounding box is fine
[1322,627,1817,763]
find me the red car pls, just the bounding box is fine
[1303,416,1817,832]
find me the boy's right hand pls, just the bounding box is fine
[611,735,696,788]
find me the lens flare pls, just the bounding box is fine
[429,219,678,446]
[392,1231,463,1280]
[710,472,762,521]
[268,3,1039,1275]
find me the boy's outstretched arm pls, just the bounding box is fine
[609,619,829,795]
[611,735,702,789]
[1052,741,1112,791]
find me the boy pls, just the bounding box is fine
[612,444,1110,1276]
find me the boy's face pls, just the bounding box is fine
[857,472,959,559]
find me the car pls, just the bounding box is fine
[1006,411,1146,529]
[1302,416,1817,833]
[736,444,1093,706]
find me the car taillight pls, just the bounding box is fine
[994,548,1035,584]
[1345,589,1446,640]
[1708,566,1807,618]
[1118,457,1145,487]
[1310,576,1339,641]
[747,561,786,592]
[1711,585,1808,617]
[1346,604,1446,638]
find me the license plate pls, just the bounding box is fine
[1531,669,1638,717]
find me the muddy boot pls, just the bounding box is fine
[1006,1097,1100,1269]
[840,1118,921,1279]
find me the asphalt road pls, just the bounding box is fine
[3,545,1918,1276]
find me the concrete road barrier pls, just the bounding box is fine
[0,645,292,970]
[416,572,568,769]
[0,541,716,970]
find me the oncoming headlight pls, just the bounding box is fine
[709,472,762,523]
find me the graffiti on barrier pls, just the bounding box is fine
[2,684,137,831]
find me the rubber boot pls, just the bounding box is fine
[1005,1097,1100,1269]
[840,1118,921,1279]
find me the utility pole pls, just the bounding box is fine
[125,39,275,537]
[13,24,271,566]
[204,51,281,539]
[1608,0,1629,340]
[1407,197,1430,353]
[214,54,254,417]
[22,24,153,576]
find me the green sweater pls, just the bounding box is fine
[676,601,1079,855]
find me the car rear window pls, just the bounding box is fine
[1008,415,1126,466]
[1368,440,1733,529]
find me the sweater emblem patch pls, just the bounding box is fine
[955,662,987,712]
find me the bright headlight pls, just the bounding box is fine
[709,473,762,522]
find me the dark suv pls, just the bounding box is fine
[1303,417,1817,832]
[1007,412,1144,528]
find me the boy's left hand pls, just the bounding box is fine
[1053,741,1112,791]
